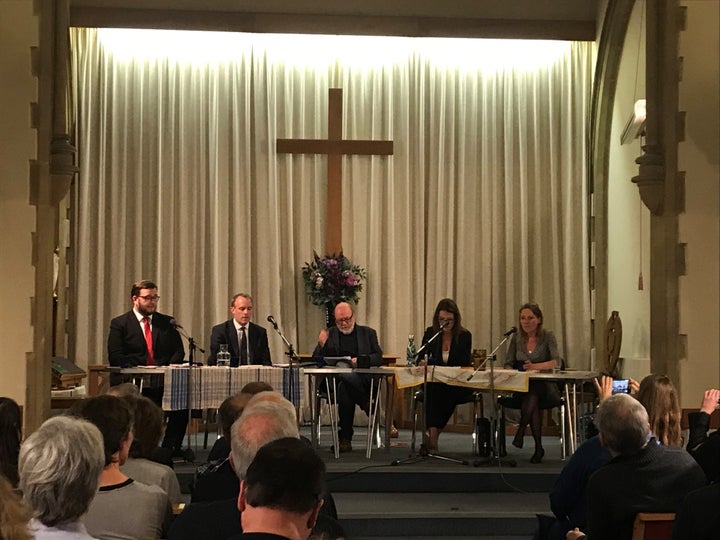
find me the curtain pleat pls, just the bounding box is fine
[70,29,592,369]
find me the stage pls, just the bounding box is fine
[175,426,565,539]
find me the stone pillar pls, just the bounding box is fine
[26,0,75,432]
[632,0,682,385]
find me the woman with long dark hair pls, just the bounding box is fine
[418,298,473,452]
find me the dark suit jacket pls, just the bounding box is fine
[108,310,185,367]
[687,410,720,482]
[586,439,707,540]
[168,497,342,540]
[208,320,271,366]
[671,483,720,540]
[419,327,472,366]
[191,459,238,503]
[312,324,383,366]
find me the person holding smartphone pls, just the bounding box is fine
[685,387,720,482]
[596,374,681,447]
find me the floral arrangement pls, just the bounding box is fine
[301,251,366,306]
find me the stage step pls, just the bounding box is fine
[176,429,562,539]
[335,492,547,538]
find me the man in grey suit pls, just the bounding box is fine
[208,293,271,366]
[312,302,383,452]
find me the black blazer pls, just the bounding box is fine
[419,327,472,367]
[208,320,271,366]
[312,324,383,366]
[586,439,706,540]
[108,310,185,367]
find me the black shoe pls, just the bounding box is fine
[330,439,352,453]
[512,431,524,449]
[530,447,545,464]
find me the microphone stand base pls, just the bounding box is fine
[389,443,471,467]
[471,453,517,468]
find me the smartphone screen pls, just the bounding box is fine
[612,379,630,394]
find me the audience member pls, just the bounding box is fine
[671,482,720,540]
[207,381,274,462]
[193,383,273,503]
[106,383,175,468]
[686,387,720,482]
[635,374,682,447]
[0,397,22,487]
[539,373,681,540]
[312,302,383,453]
[543,436,612,540]
[504,302,561,463]
[0,474,31,540]
[69,395,172,540]
[107,279,187,453]
[105,383,141,399]
[566,393,706,540]
[208,293,272,366]
[168,399,299,540]
[168,398,342,540]
[417,298,473,452]
[19,416,104,540]
[229,437,326,540]
[120,395,183,504]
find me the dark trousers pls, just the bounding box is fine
[337,372,372,441]
[425,382,474,429]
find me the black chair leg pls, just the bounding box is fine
[498,408,507,457]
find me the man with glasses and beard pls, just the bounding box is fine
[312,302,383,453]
[108,279,187,454]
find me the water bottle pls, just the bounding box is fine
[217,344,231,367]
[406,334,416,366]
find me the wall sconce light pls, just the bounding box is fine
[620,99,646,145]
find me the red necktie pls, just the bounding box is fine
[143,317,155,365]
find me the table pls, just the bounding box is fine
[87,365,305,410]
[525,370,598,454]
[304,367,397,459]
[390,366,597,455]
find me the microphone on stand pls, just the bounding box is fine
[503,326,517,337]
[439,319,451,329]
[267,315,279,330]
[169,318,183,329]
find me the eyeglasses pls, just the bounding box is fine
[336,316,354,324]
[138,295,160,301]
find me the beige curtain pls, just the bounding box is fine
[69,29,592,369]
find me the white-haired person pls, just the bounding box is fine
[19,415,105,540]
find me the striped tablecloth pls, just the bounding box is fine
[161,365,304,410]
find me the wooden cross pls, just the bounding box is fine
[277,88,394,254]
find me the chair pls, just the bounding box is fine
[315,377,383,459]
[631,512,675,540]
[497,366,567,459]
[410,389,487,455]
[202,408,219,450]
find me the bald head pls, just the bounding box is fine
[230,399,299,479]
